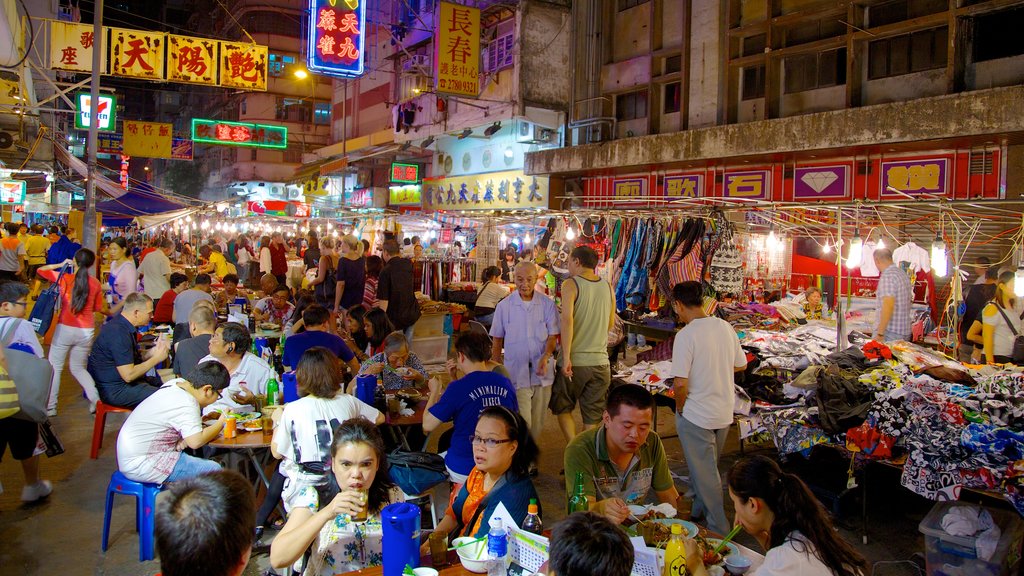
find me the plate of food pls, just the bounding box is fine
[229,411,261,424]
[696,536,740,566]
[628,518,699,545]
[258,322,280,331]
[241,421,263,432]
[396,389,424,402]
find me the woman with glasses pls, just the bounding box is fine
[426,406,540,544]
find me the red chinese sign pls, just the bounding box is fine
[168,35,218,85]
[192,119,287,149]
[110,28,165,80]
[435,2,480,97]
[220,42,268,91]
[306,0,366,78]
[50,22,102,73]
[391,163,420,183]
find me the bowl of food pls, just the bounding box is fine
[396,389,423,402]
[258,322,280,331]
[697,537,739,566]
[453,537,488,573]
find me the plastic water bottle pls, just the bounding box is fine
[486,517,509,576]
[522,499,543,535]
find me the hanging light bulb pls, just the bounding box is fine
[500,231,508,245]
[822,242,832,255]
[846,230,863,268]
[566,226,577,241]
[931,233,947,278]
[524,232,532,245]
[1014,266,1024,298]
[767,226,778,250]
[876,238,886,250]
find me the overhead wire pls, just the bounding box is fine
[0,0,35,69]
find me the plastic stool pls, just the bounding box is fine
[102,470,167,562]
[90,401,132,459]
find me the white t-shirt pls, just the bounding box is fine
[116,381,203,483]
[138,249,171,300]
[858,241,880,277]
[475,282,511,309]
[201,352,279,414]
[670,316,746,430]
[752,531,836,576]
[981,300,1024,359]
[0,317,44,357]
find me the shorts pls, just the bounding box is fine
[0,417,40,461]
[549,364,611,425]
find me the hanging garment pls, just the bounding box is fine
[893,242,931,273]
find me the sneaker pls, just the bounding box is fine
[89,402,97,415]
[46,408,57,417]
[21,480,52,502]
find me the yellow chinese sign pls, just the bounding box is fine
[220,42,268,91]
[50,22,100,73]
[435,2,480,97]
[723,170,770,200]
[123,121,173,159]
[168,35,218,85]
[110,28,165,80]
[424,170,547,211]
[613,178,646,200]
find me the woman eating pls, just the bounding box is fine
[980,270,1024,364]
[685,455,868,576]
[105,237,137,316]
[363,307,394,357]
[270,417,401,575]
[427,406,540,543]
[357,331,427,391]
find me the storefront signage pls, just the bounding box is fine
[613,177,647,200]
[346,188,374,208]
[93,133,192,160]
[123,120,173,158]
[247,200,311,218]
[74,92,116,132]
[51,22,101,73]
[435,1,481,97]
[424,170,547,211]
[303,176,331,197]
[307,0,366,78]
[723,170,770,200]
[110,28,165,80]
[880,158,949,197]
[391,162,420,184]
[192,119,287,149]
[793,165,849,200]
[0,180,26,205]
[168,35,219,85]
[120,154,129,189]
[389,184,422,206]
[220,42,269,91]
[664,174,703,199]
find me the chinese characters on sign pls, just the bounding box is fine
[123,121,173,158]
[93,134,193,160]
[220,42,268,91]
[613,178,646,200]
[424,170,547,211]
[723,170,770,200]
[0,181,26,205]
[168,35,218,85]
[307,0,366,78]
[435,2,480,97]
[74,92,117,132]
[192,119,288,149]
[50,22,100,73]
[389,184,422,206]
[110,28,165,80]
[664,174,703,199]
[881,158,949,196]
[793,165,850,200]
[390,163,420,183]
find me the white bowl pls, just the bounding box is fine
[724,554,752,575]
[412,568,439,576]
[453,537,489,573]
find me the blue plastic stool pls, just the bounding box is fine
[102,470,167,562]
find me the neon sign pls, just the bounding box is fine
[307,0,366,78]
[391,162,420,183]
[191,119,288,149]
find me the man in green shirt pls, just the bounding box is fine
[563,384,682,524]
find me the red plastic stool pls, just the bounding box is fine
[90,401,132,459]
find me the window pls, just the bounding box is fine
[974,7,1024,62]
[269,54,296,78]
[664,55,682,75]
[783,48,846,93]
[869,0,947,27]
[742,66,765,100]
[782,18,844,47]
[868,27,947,79]
[742,34,766,57]
[276,97,311,122]
[485,33,515,72]
[615,90,648,121]
[618,0,649,11]
[314,103,330,125]
[663,82,681,114]
[283,147,303,163]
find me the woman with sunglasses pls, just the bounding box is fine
[425,405,540,548]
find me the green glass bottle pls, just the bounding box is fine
[568,471,588,514]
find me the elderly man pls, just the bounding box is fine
[173,306,218,377]
[138,238,175,301]
[87,292,171,408]
[490,261,559,439]
[873,247,913,342]
[199,322,278,414]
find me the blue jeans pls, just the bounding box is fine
[676,414,731,535]
[165,452,221,482]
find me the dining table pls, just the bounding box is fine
[209,428,275,489]
[384,392,429,451]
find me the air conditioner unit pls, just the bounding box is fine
[516,121,554,144]
[0,129,24,151]
[585,124,607,144]
[402,55,431,74]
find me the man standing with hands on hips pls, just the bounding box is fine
[669,281,747,536]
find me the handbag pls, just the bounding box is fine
[38,419,65,457]
[0,319,54,423]
[28,263,69,336]
[386,449,449,495]
[993,304,1024,363]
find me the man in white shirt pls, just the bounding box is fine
[200,322,278,414]
[669,281,747,535]
[138,239,174,301]
[116,360,230,483]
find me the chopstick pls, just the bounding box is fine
[714,525,743,554]
[448,536,486,552]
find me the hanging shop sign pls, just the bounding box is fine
[123,121,173,158]
[880,157,949,197]
[389,184,422,206]
[110,28,165,80]
[613,177,647,201]
[168,35,219,85]
[391,162,420,184]
[50,22,101,73]
[346,188,374,208]
[220,42,269,91]
[93,133,193,160]
[793,165,850,201]
[307,0,366,78]
[0,180,26,205]
[435,1,481,97]
[192,119,287,149]
[120,154,130,189]
[723,170,770,200]
[424,170,547,211]
[303,176,331,197]
[74,92,116,132]
[664,173,704,199]
[247,200,311,218]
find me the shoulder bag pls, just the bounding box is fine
[28,263,69,336]
[1,318,54,423]
[386,449,449,495]
[993,304,1024,364]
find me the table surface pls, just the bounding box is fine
[386,395,428,427]
[209,429,272,449]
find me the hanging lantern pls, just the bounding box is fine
[931,233,947,278]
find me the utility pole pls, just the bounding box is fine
[83,0,103,253]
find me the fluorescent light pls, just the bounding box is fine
[846,231,862,268]
[931,233,947,277]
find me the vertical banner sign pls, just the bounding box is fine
[435,2,480,97]
[664,174,703,199]
[110,28,166,80]
[50,21,101,73]
[119,155,130,189]
[220,42,268,91]
[74,92,117,131]
[793,165,850,200]
[881,158,949,197]
[168,35,218,85]
[123,121,173,158]
[0,181,26,205]
[307,0,366,78]
[723,170,770,200]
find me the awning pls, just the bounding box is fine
[134,208,201,231]
[53,142,129,200]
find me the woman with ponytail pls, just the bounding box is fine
[37,248,108,415]
[686,455,867,576]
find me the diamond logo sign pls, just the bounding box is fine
[794,165,849,199]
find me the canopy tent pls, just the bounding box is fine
[96,183,194,227]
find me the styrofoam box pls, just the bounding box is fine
[411,335,450,365]
[918,501,1024,576]
[414,313,448,338]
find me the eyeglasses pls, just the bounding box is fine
[470,435,514,448]
[13,301,27,307]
